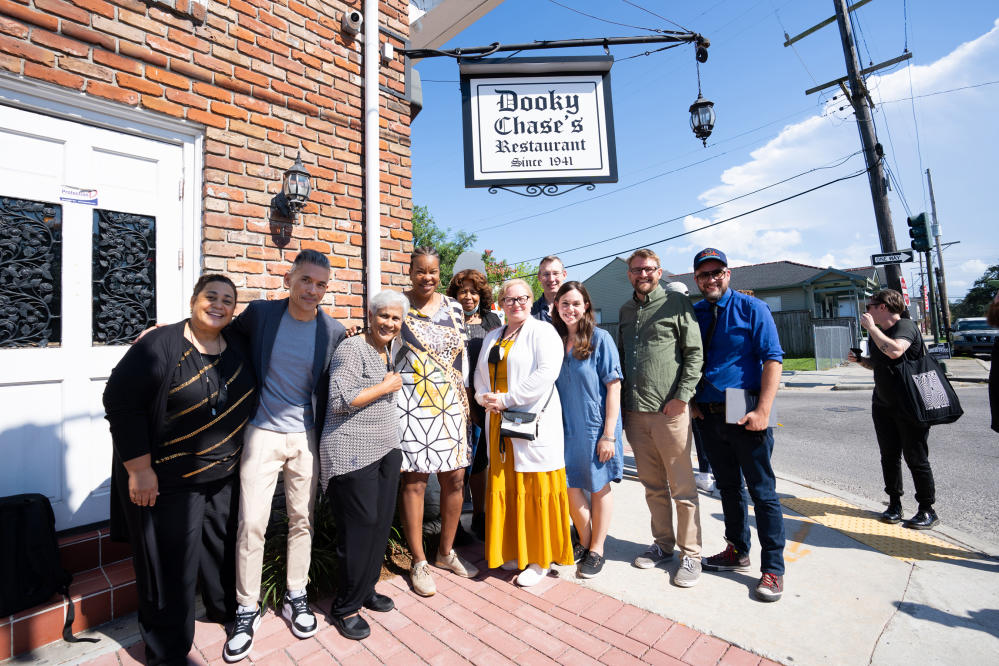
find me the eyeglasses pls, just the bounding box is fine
[502,295,531,306]
[695,268,728,282]
[538,271,564,279]
[628,266,660,275]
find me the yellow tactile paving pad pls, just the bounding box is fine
[780,496,977,563]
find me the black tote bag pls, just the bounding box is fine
[892,345,963,426]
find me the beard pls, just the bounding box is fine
[987,300,999,327]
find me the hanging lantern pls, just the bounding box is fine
[689,94,715,147]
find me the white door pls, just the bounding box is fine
[0,105,186,530]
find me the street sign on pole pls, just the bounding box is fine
[871,249,914,265]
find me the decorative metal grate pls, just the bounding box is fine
[92,209,156,345]
[0,196,62,348]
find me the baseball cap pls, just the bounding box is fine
[665,281,689,296]
[693,248,728,270]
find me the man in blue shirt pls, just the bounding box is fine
[690,248,787,602]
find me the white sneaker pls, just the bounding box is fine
[695,472,716,493]
[515,563,548,587]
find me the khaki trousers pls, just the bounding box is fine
[235,425,318,607]
[624,410,702,558]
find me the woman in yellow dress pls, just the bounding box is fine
[474,279,574,586]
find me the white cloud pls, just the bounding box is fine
[960,258,987,275]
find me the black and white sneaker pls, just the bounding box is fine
[282,591,318,639]
[577,550,605,578]
[223,605,260,663]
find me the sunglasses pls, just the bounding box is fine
[695,268,727,282]
[866,302,883,310]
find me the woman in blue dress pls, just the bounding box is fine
[552,281,624,578]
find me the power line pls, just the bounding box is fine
[514,151,864,264]
[618,0,691,32]
[490,167,871,283]
[468,103,824,233]
[877,79,999,103]
[546,0,662,34]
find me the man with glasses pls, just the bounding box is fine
[690,248,787,602]
[531,255,567,324]
[618,249,704,588]
[848,289,938,529]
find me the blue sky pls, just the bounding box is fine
[409,1,999,297]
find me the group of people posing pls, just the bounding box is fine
[103,245,790,665]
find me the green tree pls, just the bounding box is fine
[949,262,999,319]
[482,249,542,299]
[411,204,477,290]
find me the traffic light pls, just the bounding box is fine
[907,213,930,252]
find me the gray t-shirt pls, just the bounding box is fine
[251,310,317,432]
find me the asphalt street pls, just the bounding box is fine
[773,385,999,549]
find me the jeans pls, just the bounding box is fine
[691,419,711,474]
[871,402,935,507]
[697,411,785,575]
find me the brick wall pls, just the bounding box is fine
[0,0,413,326]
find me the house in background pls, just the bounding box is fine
[582,257,678,342]
[584,258,884,355]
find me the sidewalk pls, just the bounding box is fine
[21,452,998,666]
[781,356,990,391]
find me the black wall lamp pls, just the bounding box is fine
[271,152,312,219]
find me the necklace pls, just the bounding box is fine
[411,292,439,317]
[186,323,228,417]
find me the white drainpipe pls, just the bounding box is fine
[363,0,381,302]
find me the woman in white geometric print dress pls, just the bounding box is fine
[396,246,479,597]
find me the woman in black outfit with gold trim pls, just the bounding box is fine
[104,274,256,666]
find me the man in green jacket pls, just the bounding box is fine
[618,249,704,588]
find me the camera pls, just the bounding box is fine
[341,10,362,35]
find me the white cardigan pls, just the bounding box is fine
[474,317,565,473]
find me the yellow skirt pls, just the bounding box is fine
[485,338,574,569]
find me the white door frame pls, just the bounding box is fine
[0,74,204,530]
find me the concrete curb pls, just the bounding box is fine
[832,383,873,391]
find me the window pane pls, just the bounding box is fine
[92,209,156,345]
[0,196,62,348]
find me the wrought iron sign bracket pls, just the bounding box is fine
[487,183,596,198]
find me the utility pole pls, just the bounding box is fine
[926,169,951,343]
[785,2,909,293]
[924,249,939,341]
[832,0,902,292]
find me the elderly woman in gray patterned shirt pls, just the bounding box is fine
[320,289,408,641]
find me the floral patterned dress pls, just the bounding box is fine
[395,295,470,473]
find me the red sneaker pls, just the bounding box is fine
[701,543,751,572]
[756,572,783,602]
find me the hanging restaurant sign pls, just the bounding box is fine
[460,56,617,188]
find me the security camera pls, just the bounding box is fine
[342,10,362,36]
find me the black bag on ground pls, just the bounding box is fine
[893,346,963,426]
[0,493,98,643]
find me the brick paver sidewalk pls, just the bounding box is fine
[84,550,775,666]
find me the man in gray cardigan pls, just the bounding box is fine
[224,250,346,662]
